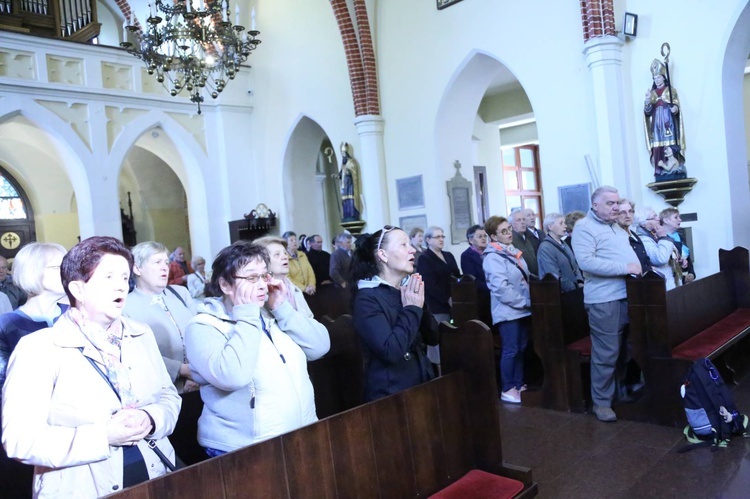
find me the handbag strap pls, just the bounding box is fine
[77,347,177,472]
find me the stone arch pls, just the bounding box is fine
[0,98,94,241]
[434,50,533,220]
[721,2,750,247]
[109,111,213,260]
[281,114,340,246]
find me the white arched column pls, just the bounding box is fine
[354,114,388,229]
[582,36,634,192]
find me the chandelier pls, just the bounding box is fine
[121,0,261,114]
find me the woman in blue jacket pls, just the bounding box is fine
[351,226,439,402]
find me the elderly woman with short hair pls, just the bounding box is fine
[123,241,197,393]
[634,207,680,290]
[185,240,329,456]
[2,236,181,497]
[537,213,583,292]
[282,231,316,295]
[187,255,210,305]
[0,242,68,499]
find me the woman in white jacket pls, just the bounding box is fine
[2,236,181,498]
[185,241,330,457]
[482,216,531,405]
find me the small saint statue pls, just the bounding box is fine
[337,142,363,222]
[643,57,687,181]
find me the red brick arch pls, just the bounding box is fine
[579,0,616,42]
[331,0,381,117]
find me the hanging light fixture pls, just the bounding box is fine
[121,0,261,114]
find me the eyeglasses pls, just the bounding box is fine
[498,228,511,236]
[234,272,274,284]
[377,225,396,251]
[430,235,446,239]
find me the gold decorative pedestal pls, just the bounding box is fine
[340,220,367,236]
[646,177,697,207]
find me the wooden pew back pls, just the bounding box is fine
[306,314,364,419]
[304,283,352,320]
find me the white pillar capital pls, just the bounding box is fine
[582,36,624,68]
[354,114,385,135]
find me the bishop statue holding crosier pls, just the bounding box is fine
[338,142,363,222]
[644,50,687,182]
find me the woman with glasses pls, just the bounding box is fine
[483,216,531,404]
[185,241,329,456]
[616,199,652,275]
[351,226,439,402]
[123,242,198,393]
[0,242,67,499]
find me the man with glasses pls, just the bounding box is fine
[460,225,489,294]
[573,186,641,422]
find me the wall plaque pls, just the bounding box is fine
[399,215,428,237]
[558,183,591,215]
[446,160,474,244]
[396,175,425,210]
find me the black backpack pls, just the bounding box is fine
[679,358,748,451]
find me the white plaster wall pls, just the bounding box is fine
[222,0,357,235]
[376,1,595,257]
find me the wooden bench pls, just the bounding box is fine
[626,246,750,427]
[304,283,352,320]
[529,276,593,412]
[451,274,492,327]
[111,319,537,499]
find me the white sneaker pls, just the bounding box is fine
[501,389,521,404]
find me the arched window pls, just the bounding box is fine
[0,173,28,220]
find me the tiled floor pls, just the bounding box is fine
[498,380,750,498]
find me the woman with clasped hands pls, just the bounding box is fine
[350,226,439,402]
[2,237,181,498]
[185,241,329,457]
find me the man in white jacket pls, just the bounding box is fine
[572,186,641,423]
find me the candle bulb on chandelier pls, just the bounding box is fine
[222,0,228,22]
[251,6,256,30]
[198,0,203,10]
[186,0,191,13]
[235,4,239,25]
[122,21,127,41]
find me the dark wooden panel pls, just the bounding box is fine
[436,373,474,482]
[171,391,207,467]
[403,381,447,496]
[221,438,289,499]
[307,314,363,419]
[327,406,379,499]
[282,421,336,499]
[368,393,417,497]
[304,283,351,320]
[142,455,225,499]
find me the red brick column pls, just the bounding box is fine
[330,0,381,117]
[579,0,616,42]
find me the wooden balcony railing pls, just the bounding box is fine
[0,0,100,42]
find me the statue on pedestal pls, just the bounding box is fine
[337,142,363,222]
[643,45,687,182]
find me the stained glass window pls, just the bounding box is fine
[0,175,27,219]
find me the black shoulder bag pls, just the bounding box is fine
[79,348,181,471]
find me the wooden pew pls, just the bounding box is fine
[626,246,750,427]
[303,283,352,320]
[111,320,537,499]
[451,274,492,327]
[306,314,364,419]
[528,275,591,412]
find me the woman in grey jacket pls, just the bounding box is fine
[482,216,531,404]
[184,241,330,456]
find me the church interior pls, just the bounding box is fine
[3,0,750,497]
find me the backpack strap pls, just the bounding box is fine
[166,285,188,308]
[496,252,529,282]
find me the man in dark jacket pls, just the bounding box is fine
[306,234,332,285]
[330,231,353,288]
[510,210,539,278]
[460,224,489,293]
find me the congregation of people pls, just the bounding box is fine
[0,188,696,497]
